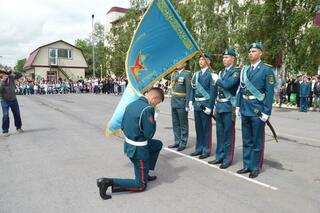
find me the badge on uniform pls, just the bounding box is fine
[232,72,239,78]
[267,74,275,85]
[178,77,184,84]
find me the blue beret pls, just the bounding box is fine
[249,42,263,51]
[223,48,237,57]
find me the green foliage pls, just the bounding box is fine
[105,4,141,76]
[103,0,320,76]
[14,58,26,73]
[75,22,107,77]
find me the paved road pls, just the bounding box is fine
[0,94,319,213]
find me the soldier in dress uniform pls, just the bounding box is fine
[236,42,276,178]
[168,62,192,151]
[96,87,164,199]
[188,54,215,159]
[209,48,240,169]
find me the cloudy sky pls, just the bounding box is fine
[0,0,130,67]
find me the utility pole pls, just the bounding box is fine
[100,65,103,79]
[92,14,95,78]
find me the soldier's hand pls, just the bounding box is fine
[259,113,269,122]
[203,107,211,115]
[188,101,194,111]
[235,107,241,117]
[185,107,189,112]
[212,73,219,82]
[154,112,159,121]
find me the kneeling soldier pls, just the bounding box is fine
[97,87,164,199]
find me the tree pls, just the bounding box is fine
[14,58,26,73]
[105,2,142,76]
[75,22,107,78]
[105,0,320,76]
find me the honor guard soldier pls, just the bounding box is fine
[97,88,164,199]
[236,42,276,178]
[209,48,240,169]
[168,62,192,151]
[188,54,215,159]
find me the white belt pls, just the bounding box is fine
[195,97,208,101]
[125,137,147,146]
[242,95,257,100]
[217,98,229,103]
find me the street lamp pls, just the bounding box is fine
[92,14,95,78]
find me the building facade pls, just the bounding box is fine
[23,40,88,82]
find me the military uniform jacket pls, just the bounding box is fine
[189,69,215,111]
[171,70,192,109]
[214,66,240,113]
[121,96,156,160]
[237,62,275,116]
[299,82,311,97]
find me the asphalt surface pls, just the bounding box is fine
[0,94,319,213]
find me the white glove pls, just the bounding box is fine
[188,101,194,111]
[185,107,189,112]
[260,113,269,122]
[235,107,241,117]
[203,107,212,115]
[212,73,219,82]
[154,107,160,121]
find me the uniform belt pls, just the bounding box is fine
[195,97,208,101]
[242,95,257,100]
[125,137,147,146]
[217,98,229,102]
[172,92,186,97]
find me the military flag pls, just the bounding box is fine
[106,0,200,136]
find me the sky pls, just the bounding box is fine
[0,0,130,67]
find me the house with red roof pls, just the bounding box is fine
[23,40,88,82]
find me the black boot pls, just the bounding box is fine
[96,178,113,200]
[147,175,157,181]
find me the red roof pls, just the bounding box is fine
[23,49,39,70]
[106,7,128,15]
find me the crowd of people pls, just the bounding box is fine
[13,72,320,113]
[15,77,128,96]
[274,74,320,112]
[15,77,171,96]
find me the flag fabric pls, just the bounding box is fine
[106,0,199,136]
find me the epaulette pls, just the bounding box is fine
[264,63,273,68]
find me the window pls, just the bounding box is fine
[58,49,72,59]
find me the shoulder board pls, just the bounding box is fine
[184,70,191,74]
[264,63,273,68]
